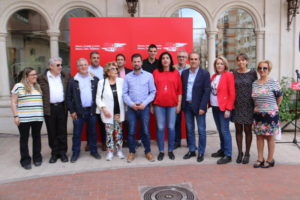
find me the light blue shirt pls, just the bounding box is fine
[123,70,156,107]
[88,65,104,80]
[74,73,92,107]
[186,67,199,101]
[177,65,188,75]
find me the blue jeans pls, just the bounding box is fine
[212,106,232,156]
[154,106,176,152]
[72,109,97,155]
[127,106,151,154]
[184,103,206,154]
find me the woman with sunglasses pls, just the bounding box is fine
[231,53,257,164]
[153,51,182,161]
[11,67,44,170]
[210,56,236,164]
[96,62,125,161]
[252,60,282,168]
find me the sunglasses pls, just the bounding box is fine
[56,64,63,67]
[110,68,118,71]
[257,67,268,71]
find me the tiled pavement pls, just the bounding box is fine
[0,132,300,200]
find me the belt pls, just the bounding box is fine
[50,102,64,106]
[186,101,192,104]
[82,107,91,111]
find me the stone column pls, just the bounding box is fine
[206,30,218,74]
[47,31,60,58]
[255,30,265,64]
[0,32,11,106]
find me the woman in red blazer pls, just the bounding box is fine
[210,56,236,164]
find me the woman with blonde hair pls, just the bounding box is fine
[252,60,282,168]
[96,62,125,161]
[11,67,44,170]
[210,56,236,164]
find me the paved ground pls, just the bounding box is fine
[0,132,300,199]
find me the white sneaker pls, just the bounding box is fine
[117,150,125,159]
[106,152,113,161]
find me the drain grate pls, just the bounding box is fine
[141,184,197,200]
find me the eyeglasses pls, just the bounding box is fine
[110,68,118,71]
[177,56,187,59]
[56,64,63,67]
[257,67,268,71]
[28,73,37,77]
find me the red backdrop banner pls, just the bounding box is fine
[70,17,193,141]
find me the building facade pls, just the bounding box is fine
[0,0,299,134]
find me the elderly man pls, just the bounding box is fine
[123,53,156,163]
[38,57,70,163]
[174,50,190,149]
[67,58,101,163]
[181,52,210,162]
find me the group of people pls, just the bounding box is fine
[11,44,282,170]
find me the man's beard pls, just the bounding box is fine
[134,65,141,71]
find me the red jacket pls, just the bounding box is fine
[210,71,236,111]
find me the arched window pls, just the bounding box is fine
[171,8,208,68]
[7,9,49,86]
[59,8,95,70]
[217,8,256,69]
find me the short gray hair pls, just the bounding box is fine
[77,58,88,66]
[177,50,188,56]
[48,57,62,66]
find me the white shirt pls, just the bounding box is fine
[47,71,64,103]
[74,73,92,107]
[88,65,104,80]
[210,74,221,107]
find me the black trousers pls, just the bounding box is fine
[18,121,43,166]
[95,114,106,145]
[45,103,68,156]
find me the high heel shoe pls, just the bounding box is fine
[236,152,243,164]
[253,160,264,168]
[262,160,275,168]
[242,154,250,164]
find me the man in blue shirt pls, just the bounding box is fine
[181,52,210,163]
[123,54,156,163]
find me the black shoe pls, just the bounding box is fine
[211,149,225,158]
[91,152,101,160]
[217,156,232,164]
[49,155,58,163]
[157,152,164,161]
[197,154,204,162]
[183,151,196,159]
[59,154,68,162]
[33,161,42,167]
[70,154,79,163]
[261,160,275,168]
[174,143,181,149]
[22,164,32,170]
[236,152,243,164]
[242,154,250,164]
[253,160,264,168]
[168,152,175,160]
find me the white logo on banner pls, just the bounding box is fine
[102,43,127,52]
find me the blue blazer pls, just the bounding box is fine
[181,67,210,114]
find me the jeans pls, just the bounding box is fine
[18,121,43,166]
[212,106,232,156]
[154,106,176,152]
[127,106,151,154]
[184,103,206,154]
[72,109,97,155]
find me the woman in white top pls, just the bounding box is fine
[96,62,125,161]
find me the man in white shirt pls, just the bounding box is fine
[38,57,71,163]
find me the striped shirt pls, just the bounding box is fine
[11,83,44,123]
[252,79,282,114]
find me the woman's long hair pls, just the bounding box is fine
[20,67,42,94]
[157,52,175,72]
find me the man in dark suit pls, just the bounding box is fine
[181,52,210,162]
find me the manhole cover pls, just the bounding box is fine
[141,184,197,200]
